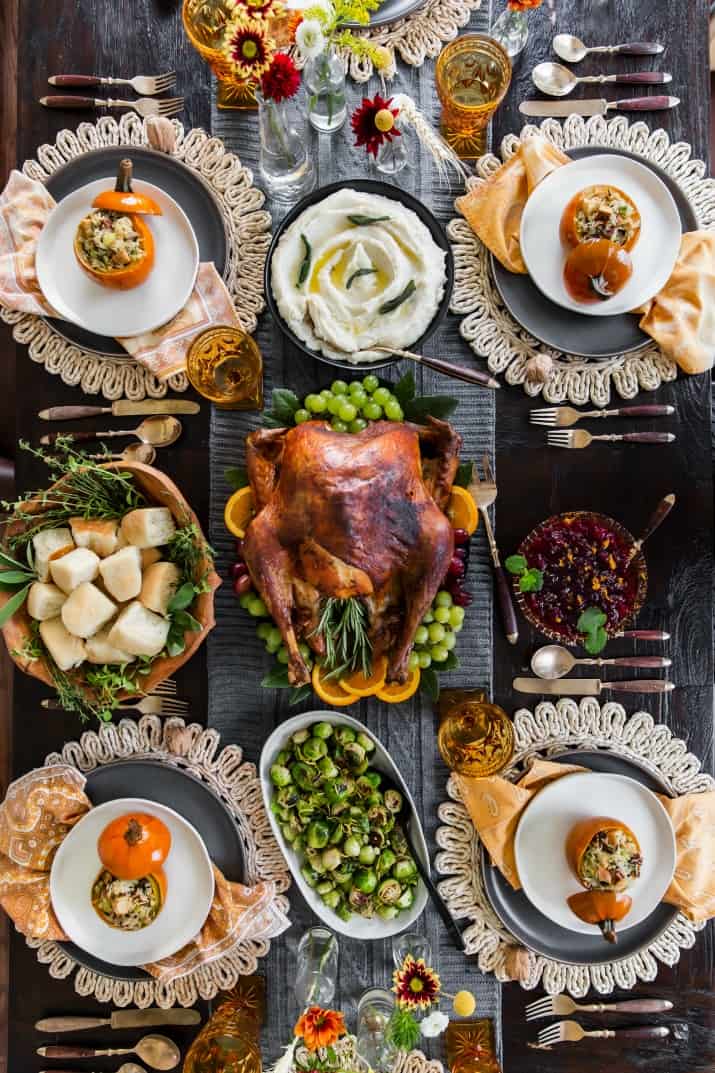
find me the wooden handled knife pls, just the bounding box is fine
[35,1008,201,1031]
[513,677,675,695]
[39,400,200,420]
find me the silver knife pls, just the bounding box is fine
[36,1009,202,1031]
[513,677,675,696]
[520,95,680,118]
[39,400,200,420]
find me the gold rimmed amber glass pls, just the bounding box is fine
[435,35,512,158]
[437,688,515,777]
[186,326,263,410]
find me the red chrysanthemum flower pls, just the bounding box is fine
[392,956,441,1010]
[260,52,301,102]
[351,94,401,158]
[507,0,542,9]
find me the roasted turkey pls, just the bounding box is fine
[243,417,462,686]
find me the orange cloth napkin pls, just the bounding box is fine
[0,765,290,982]
[0,170,242,381]
[455,137,715,375]
[457,758,715,922]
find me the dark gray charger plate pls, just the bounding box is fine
[491,146,698,360]
[482,749,678,965]
[44,146,228,359]
[351,0,425,27]
[59,759,245,981]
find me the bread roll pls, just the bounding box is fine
[69,517,119,558]
[61,582,117,639]
[39,617,86,671]
[140,561,181,616]
[99,546,142,602]
[85,627,135,664]
[26,581,67,621]
[49,547,100,594]
[121,507,176,549]
[32,528,74,582]
[108,601,170,658]
[140,547,162,570]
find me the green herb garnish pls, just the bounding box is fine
[296,233,312,287]
[386,1006,422,1051]
[347,214,390,226]
[379,279,416,315]
[505,554,544,594]
[346,267,377,289]
[311,596,371,679]
[577,606,608,654]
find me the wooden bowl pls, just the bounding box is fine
[0,461,220,698]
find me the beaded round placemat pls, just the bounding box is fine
[28,715,290,1008]
[2,114,271,401]
[448,116,715,406]
[435,698,713,996]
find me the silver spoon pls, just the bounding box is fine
[38,1033,179,1070]
[40,415,182,449]
[531,644,672,680]
[88,442,157,464]
[553,33,664,64]
[533,61,672,98]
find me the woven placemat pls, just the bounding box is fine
[2,113,271,401]
[448,115,715,406]
[435,698,713,997]
[27,715,290,1008]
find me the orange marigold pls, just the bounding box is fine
[294,1007,347,1051]
[507,0,542,8]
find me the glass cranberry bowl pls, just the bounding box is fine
[513,511,647,646]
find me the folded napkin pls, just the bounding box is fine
[0,170,241,380]
[456,135,715,374]
[0,765,290,981]
[457,758,715,922]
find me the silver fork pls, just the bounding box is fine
[526,994,674,1020]
[40,96,184,117]
[531,404,674,427]
[537,1020,669,1047]
[152,678,178,697]
[467,455,519,645]
[547,429,675,449]
[41,695,188,716]
[48,72,176,96]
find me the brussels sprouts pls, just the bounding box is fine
[326,777,354,804]
[384,789,403,814]
[359,844,377,866]
[270,764,292,787]
[300,736,328,762]
[306,819,330,849]
[335,727,357,745]
[276,749,291,766]
[344,742,367,771]
[291,762,318,791]
[376,848,397,877]
[349,887,375,917]
[343,835,361,858]
[282,823,297,844]
[321,847,342,871]
[356,776,376,798]
[292,728,310,745]
[368,829,386,848]
[376,904,399,920]
[396,886,415,910]
[305,848,326,874]
[393,857,417,882]
[354,867,378,894]
[368,804,389,827]
[328,821,344,845]
[390,826,409,855]
[301,865,320,888]
[356,731,375,753]
[276,786,299,808]
[377,878,401,905]
[316,879,335,896]
[322,889,341,909]
[312,721,333,740]
[318,756,339,779]
[365,791,384,808]
[334,862,355,884]
[336,902,352,922]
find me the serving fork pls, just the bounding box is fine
[49,72,176,96]
[547,429,675,449]
[526,994,673,1020]
[531,404,675,427]
[40,96,184,117]
[41,695,189,716]
[468,456,519,645]
[537,1020,669,1047]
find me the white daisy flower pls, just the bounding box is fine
[295,18,327,58]
[420,1010,450,1038]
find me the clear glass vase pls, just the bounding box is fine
[304,46,347,133]
[257,91,315,201]
[294,926,339,1007]
[490,7,529,58]
[375,134,409,175]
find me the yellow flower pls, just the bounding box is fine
[374,108,394,132]
[372,45,393,72]
[452,990,476,1017]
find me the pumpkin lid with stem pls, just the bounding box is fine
[92,158,163,216]
[567,889,632,944]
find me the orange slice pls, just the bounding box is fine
[339,656,388,697]
[312,663,357,707]
[224,486,254,539]
[376,667,421,703]
[446,486,479,535]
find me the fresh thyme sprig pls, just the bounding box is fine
[312,596,372,679]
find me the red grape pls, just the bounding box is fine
[231,562,248,579]
[453,528,470,546]
[233,574,253,597]
[235,539,245,558]
[447,556,466,579]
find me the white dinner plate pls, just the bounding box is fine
[514,772,676,936]
[36,178,199,337]
[50,797,214,966]
[520,154,681,317]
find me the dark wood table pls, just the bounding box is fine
[2,2,713,1071]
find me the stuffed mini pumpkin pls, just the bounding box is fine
[565,815,643,943]
[74,159,161,290]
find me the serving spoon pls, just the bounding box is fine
[40,415,182,449]
[553,33,664,63]
[88,442,158,464]
[531,644,672,680]
[371,345,500,390]
[38,1033,179,1070]
[532,61,672,98]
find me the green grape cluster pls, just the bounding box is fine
[293,375,404,433]
[407,590,465,672]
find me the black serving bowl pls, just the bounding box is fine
[264,178,455,374]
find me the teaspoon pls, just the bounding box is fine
[88,442,158,465]
[533,61,672,98]
[531,644,672,680]
[38,1033,179,1070]
[40,415,182,449]
[553,33,664,64]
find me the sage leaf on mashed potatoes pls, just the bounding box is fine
[346,267,377,290]
[347,214,391,225]
[379,279,416,315]
[296,234,311,287]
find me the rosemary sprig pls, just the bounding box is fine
[311,596,372,679]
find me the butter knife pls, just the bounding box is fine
[39,400,200,420]
[36,1009,201,1031]
[513,677,675,695]
[520,95,679,118]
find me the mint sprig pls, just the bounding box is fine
[505,554,544,594]
[577,606,608,654]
